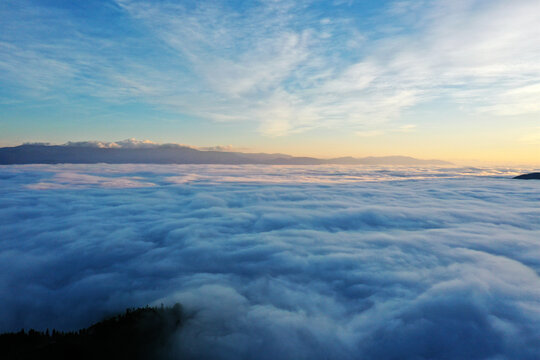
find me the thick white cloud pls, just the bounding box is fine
[30,138,242,152]
[62,138,190,149]
[1,164,539,359]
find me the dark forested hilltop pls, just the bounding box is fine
[513,172,540,179]
[0,144,451,165]
[0,304,185,360]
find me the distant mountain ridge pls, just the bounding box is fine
[0,143,452,165]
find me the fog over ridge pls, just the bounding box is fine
[1,165,539,359]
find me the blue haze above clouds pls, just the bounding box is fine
[1,164,540,359]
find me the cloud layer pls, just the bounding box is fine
[1,164,540,359]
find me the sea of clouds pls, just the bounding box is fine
[1,164,539,359]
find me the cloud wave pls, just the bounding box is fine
[1,165,540,359]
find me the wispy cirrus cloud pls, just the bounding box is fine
[2,0,540,136]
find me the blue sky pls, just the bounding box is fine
[1,0,540,163]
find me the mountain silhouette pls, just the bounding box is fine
[513,172,540,180]
[0,144,451,165]
[0,304,185,360]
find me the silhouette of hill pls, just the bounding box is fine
[0,304,185,360]
[0,144,452,165]
[513,172,540,180]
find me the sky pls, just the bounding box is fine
[1,0,540,164]
[1,164,539,359]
